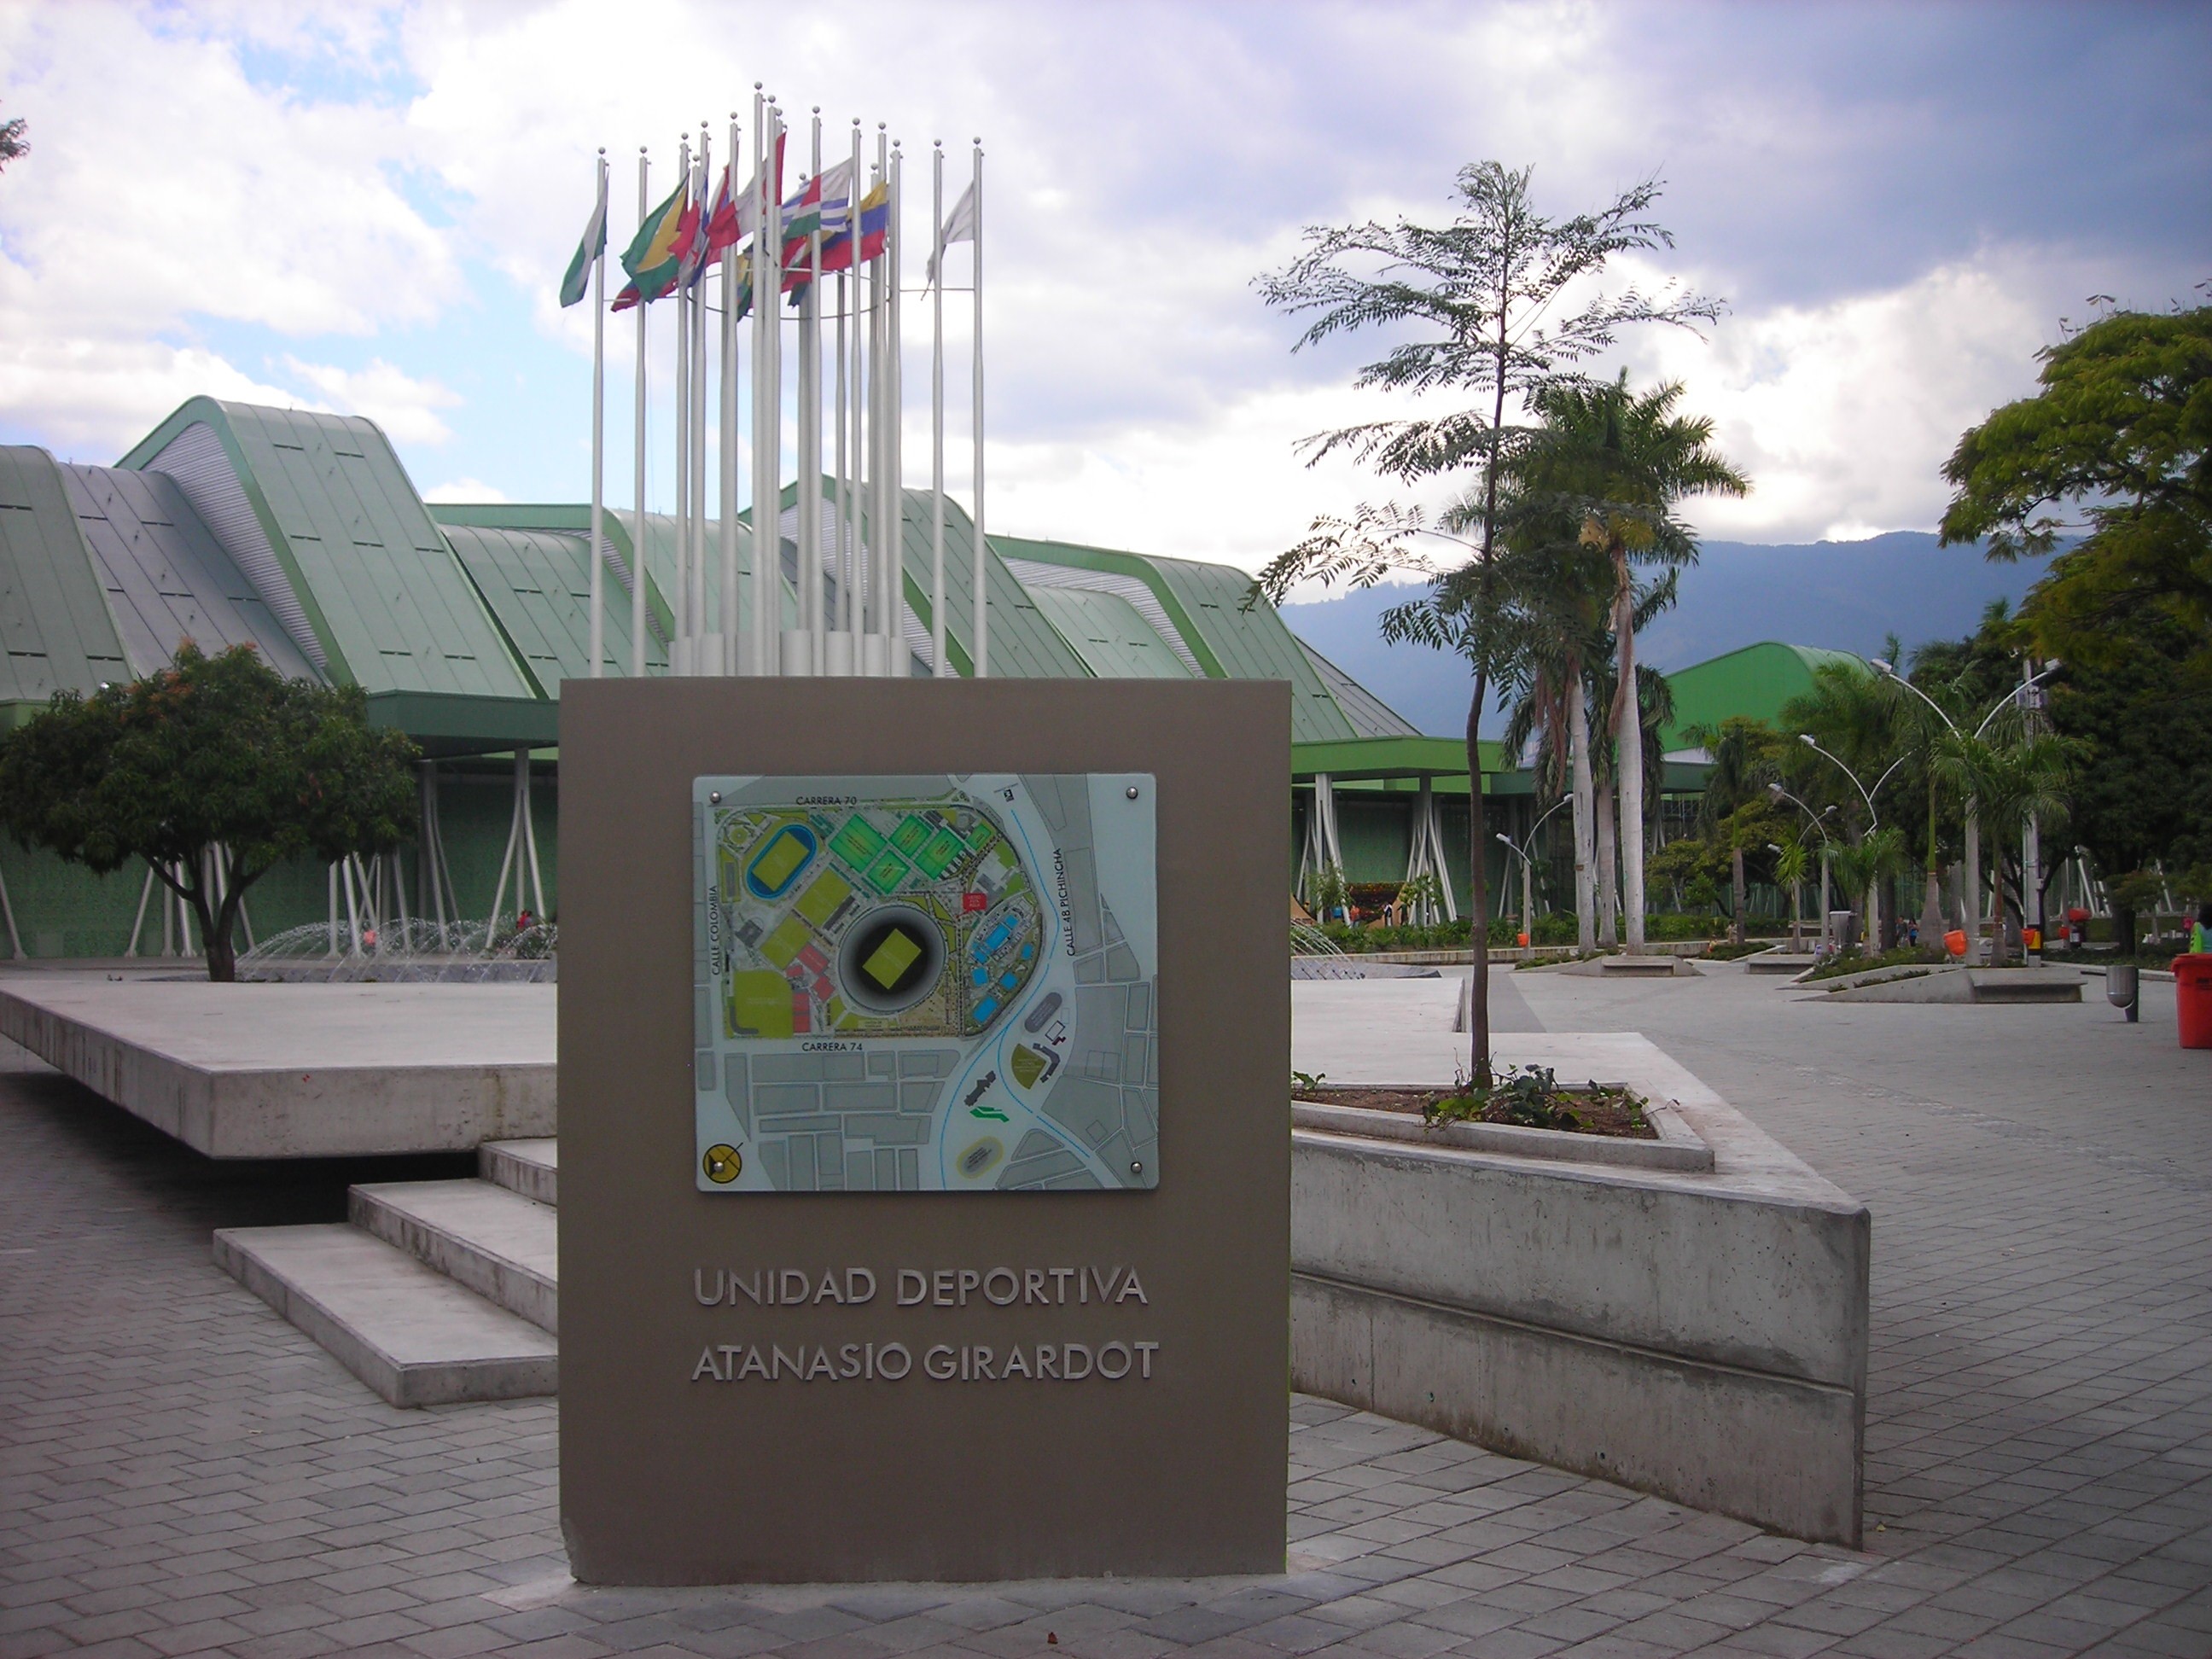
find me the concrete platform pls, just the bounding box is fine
[212,1223,558,1407]
[482,1135,558,1204]
[1815,965,2084,1004]
[1746,950,1821,974]
[0,975,556,1155]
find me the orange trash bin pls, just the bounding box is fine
[2174,954,2212,1050]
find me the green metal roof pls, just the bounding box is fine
[1660,640,1867,751]
[1291,735,1510,786]
[1023,586,1193,678]
[894,498,1090,679]
[119,399,535,700]
[0,447,130,701]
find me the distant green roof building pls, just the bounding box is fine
[1659,641,1868,754]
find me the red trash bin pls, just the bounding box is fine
[2174,954,2212,1050]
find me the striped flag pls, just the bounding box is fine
[558,172,608,307]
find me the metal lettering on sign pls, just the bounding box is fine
[693,773,1159,1191]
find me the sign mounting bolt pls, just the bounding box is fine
[1126,786,1139,799]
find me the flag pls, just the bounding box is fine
[705,131,785,262]
[619,178,689,306]
[924,178,976,286]
[559,173,608,308]
[818,181,889,277]
[673,182,709,291]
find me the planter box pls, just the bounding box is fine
[1290,1035,1868,1545]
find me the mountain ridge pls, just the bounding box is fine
[1280,530,2041,737]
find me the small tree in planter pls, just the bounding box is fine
[0,644,420,981]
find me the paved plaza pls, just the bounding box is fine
[2,964,2208,1656]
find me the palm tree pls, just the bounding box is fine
[1587,596,1678,944]
[1481,496,1613,947]
[1509,374,1749,951]
[1935,727,2073,966]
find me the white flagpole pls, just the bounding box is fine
[720,112,742,675]
[832,265,850,674]
[796,108,824,675]
[589,148,607,679]
[632,148,648,678]
[690,126,708,675]
[847,119,864,669]
[672,132,691,674]
[970,139,987,678]
[755,101,784,678]
[889,137,905,678]
[930,141,946,678]
[870,124,889,678]
[749,89,769,676]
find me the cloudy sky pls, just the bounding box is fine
[1,2,2206,588]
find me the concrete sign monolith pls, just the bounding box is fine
[559,678,1289,1584]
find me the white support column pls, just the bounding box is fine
[0,859,22,958]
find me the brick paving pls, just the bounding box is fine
[3,967,2209,1657]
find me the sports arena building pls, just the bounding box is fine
[0,396,1850,958]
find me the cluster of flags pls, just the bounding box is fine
[553,103,987,686]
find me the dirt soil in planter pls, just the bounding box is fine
[1294,1085,1658,1140]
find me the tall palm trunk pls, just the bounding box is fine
[1610,547,1647,952]
[1567,651,1596,950]
[1595,771,1619,946]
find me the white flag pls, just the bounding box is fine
[925,179,977,286]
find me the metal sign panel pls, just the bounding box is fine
[694,772,1158,1193]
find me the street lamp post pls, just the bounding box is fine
[1767,783,1837,949]
[1872,657,2060,964]
[1796,735,1907,952]
[1495,794,1573,947]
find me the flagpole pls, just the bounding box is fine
[971,138,987,678]
[889,137,905,679]
[672,132,691,674]
[796,108,824,675]
[590,148,607,679]
[755,100,783,678]
[929,141,946,678]
[690,124,710,676]
[749,90,768,677]
[721,113,741,677]
[632,147,649,678]
[871,124,889,678]
[848,119,864,672]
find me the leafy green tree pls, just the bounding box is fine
[0,106,25,176]
[0,644,420,981]
[1252,163,1719,1083]
[1507,373,1749,952]
[2044,604,2212,946]
[1940,304,2211,677]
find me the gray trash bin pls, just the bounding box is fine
[2107,963,2139,1022]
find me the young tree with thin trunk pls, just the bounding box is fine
[1251,164,1718,1084]
[0,644,419,981]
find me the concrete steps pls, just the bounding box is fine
[213,1224,556,1407]
[213,1138,562,1407]
[351,1179,559,1334]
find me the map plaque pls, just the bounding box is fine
[559,678,1287,1586]
[694,773,1158,1194]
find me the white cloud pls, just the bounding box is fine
[279,356,462,445]
[0,0,2197,573]
[0,3,455,452]
[422,477,509,504]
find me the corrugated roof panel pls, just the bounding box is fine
[125,400,536,700]
[445,522,667,685]
[1022,585,1194,679]
[893,496,1091,679]
[62,464,317,681]
[1295,638,1420,738]
[0,446,130,701]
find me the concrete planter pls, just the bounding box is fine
[1289,1043,1868,1545]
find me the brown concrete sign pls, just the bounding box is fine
[558,678,1289,1585]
